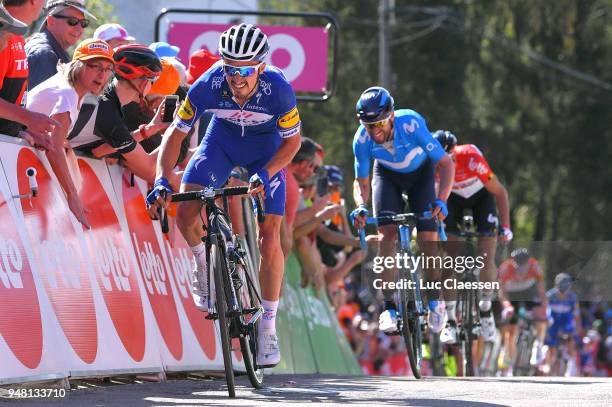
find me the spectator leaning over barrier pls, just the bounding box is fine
[25,0,95,90]
[67,44,180,189]
[26,38,114,228]
[121,58,193,167]
[93,22,134,49]
[0,0,57,148]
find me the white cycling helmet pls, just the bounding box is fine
[218,23,269,61]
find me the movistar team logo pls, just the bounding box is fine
[403,119,420,133]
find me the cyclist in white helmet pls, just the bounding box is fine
[147,23,302,367]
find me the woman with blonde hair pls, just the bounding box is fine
[26,38,115,228]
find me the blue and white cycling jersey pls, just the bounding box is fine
[173,61,301,139]
[547,287,578,326]
[352,109,445,178]
[175,62,300,216]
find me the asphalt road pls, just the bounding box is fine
[1,374,611,407]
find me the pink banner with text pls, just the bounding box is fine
[167,23,328,92]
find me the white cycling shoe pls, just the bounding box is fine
[257,331,281,368]
[191,264,208,312]
[480,315,496,342]
[440,321,458,344]
[428,301,447,334]
[379,309,399,334]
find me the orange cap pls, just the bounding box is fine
[149,59,180,96]
[73,38,114,63]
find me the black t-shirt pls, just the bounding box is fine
[69,82,137,155]
[122,85,193,164]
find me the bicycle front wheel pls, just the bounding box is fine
[210,234,236,398]
[401,285,423,379]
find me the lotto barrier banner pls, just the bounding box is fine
[0,137,360,385]
[272,254,362,375]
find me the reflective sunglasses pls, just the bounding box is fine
[223,62,262,77]
[53,14,90,28]
[361,116,391,129]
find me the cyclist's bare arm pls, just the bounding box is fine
[436,154,455,202]
[353,177,370,207]
[261,132,301,179]
[484,176,511,228]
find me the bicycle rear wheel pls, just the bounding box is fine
[235,250,264,388]
[460,287,475,376]
[210,234,236,398]
[514,330,533,376]
[430,332,446,376]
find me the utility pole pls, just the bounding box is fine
[378,0,393,89]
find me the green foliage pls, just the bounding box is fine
[260,0,612,241]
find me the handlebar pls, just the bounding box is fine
[159,186,265,233]
[356,211,447,251]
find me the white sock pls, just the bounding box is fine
[190,243,208,295]
[446,301,457,321]
[260,299,279,333]
[479,291,493,312]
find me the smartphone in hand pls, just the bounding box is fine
[317,175,329,197]
[162,95,179,122]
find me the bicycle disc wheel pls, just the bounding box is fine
[236,255,264,388]
[210,235,236,398]
[401,289,423,379]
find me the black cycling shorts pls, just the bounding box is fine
[445,188,498,236]
[372,158,437,232]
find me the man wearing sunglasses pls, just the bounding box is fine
[26,0,95,90]
[147,23,302,368]
[350,86,455,335]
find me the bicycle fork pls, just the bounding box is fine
[399,225,426,327]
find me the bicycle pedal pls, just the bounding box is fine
[205,313,218,320]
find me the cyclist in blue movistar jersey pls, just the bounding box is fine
[350,86,455,335]
[544,273,582,375]
[146,24,302,368]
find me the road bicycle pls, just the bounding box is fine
[357,211,446,379]
[168,186,265,397]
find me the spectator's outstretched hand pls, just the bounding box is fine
[317,203,342,221]
[67,194,91,229]
[312,193,331,212]
[23,111,59,139]
[19,130,54,151]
